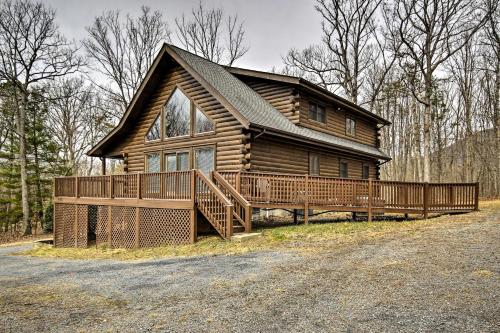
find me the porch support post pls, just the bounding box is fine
[474,182,479,211]
[423,182,429,219]
[135,207,140,248]
[304,174,309,224]
[190,170,197,243]
[101,157,106,175]
[368,178,373,223]
[293,209,298,224]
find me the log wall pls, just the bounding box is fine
[112,65,246,172]
[250,137,378,179]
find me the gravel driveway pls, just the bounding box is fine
[1,213,499,333]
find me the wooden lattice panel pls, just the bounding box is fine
[111,206,137,248]
[53,204,64,247]
[96,205,110,247]
[76,205,88,248]
[54,203,77,247]
[139,208,191,247]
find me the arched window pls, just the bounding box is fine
[145,114,161,141]
[164,88,191,138]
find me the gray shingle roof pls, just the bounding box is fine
[170,45,390,160]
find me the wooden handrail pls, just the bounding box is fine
[213,171,251,232]
[195,170,234,239]
[196,171,232,206]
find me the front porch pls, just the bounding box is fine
[53,170,479,248]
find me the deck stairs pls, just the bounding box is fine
[194,170,251,239]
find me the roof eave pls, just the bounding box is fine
[249,124,391,161]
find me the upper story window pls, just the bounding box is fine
[362,163,370,179]
[145,114,161,141]
[346,117,356,136]
[309,154,320,176]
[309,102,326,123]
[165,88,191,138]
[194,107,215,134]
[159,87,214,139]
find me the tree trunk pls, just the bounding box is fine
[17,93,31,235]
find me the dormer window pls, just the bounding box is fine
[309,102,326,123]
[346,117,356,136]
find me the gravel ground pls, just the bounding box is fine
[1,212,499,333]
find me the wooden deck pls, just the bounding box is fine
[53,170,479,247]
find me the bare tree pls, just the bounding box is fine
[83,6,170,114]
[175,2,249,66]
[284,0,385,104]
[0,0,82,235]
[388,0,490,182]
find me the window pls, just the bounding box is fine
[194,147,215,175]
[164,88,191,138]
[194,107,214,134]
[346,117,356,136]
[309,154,320,176]
[165,151,190,171]
[309,102,326,123]
[362,164,370,179]
[145,114,161,141]
[340,160,348,178]
[165,151,190,195]
[145,153,161,172]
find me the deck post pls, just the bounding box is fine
[107,205,112,247]
[109,175,113,199]
[226,205,233,238]
[236,170,241,192]
[191,170,197,243]
[74,205,78,247]
[137,173,141,199]
[474,182,479,211]
[304,174,309,224]
[135,207,140,248]
[423,182,429,219]
[75,176,79,198]
[368,179,373,222]
[245,205,252,232]
[293,209,298,224]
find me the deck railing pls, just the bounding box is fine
[55,171,193,201]
[220,171,479,217]
[55,170,479,223]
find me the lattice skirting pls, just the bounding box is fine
[54,203,193,248]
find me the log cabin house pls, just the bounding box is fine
[53,44,479,248]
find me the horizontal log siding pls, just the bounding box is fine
[250,137,378,179]
[113,65,245,172]
[241,78,299,123]
[298,94,378,146]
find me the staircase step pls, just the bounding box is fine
[232,225,245,233]
[231,232,262,242]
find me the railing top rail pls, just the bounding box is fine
[196,171,233,206]
[213,171,250,207]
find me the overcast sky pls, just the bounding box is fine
[43,0,323,72]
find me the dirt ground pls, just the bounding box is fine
[0,207,499,332]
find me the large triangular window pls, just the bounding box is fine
[145,114,161,141]
[164,88,191,138]
[194,107,214,134]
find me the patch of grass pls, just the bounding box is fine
[18,199,500,261]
